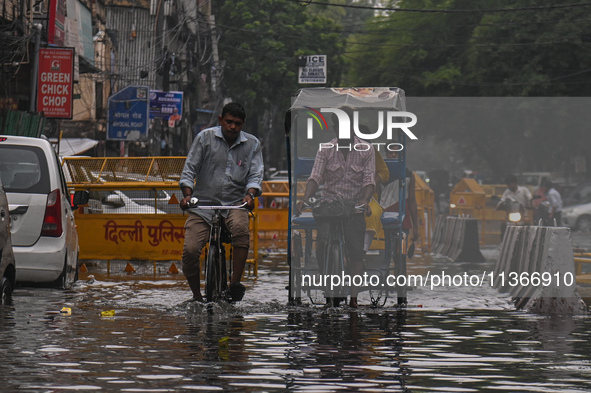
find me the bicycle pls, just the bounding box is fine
[303,198,367,307]
[188,198,248,302]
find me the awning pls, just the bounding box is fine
[79,56,102,74]
[50,138,99,156]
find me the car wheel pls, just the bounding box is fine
[54,260,68,290]
[1,276,13,305]
[577,215,591,232]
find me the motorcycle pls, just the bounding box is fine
[494,196,526,240]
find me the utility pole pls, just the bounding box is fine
[29,24,42,113]
[209,14,220,98]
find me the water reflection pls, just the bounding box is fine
[283,310,411,391]
[1,251,591,391]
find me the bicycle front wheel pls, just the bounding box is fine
[205,244,221,302]
[325,241,345,299]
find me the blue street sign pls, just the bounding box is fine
[107,86,150,141]
[149,90,183,120]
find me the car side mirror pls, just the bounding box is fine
[103,194,125,208]
[72,190,90,207]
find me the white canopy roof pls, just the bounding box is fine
[289,87,406,111]
[50,138,99,157]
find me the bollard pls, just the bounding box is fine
[434,216,485,263]
[439,217,457,257]
[449,218,485,263]
[431,215,445,253]
[446,217,464,260]
[494,225,587,315]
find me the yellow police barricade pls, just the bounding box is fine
[414,173,435,253]
[62,157,262,277]
[448,178,487,249]
[481,184,508,244]
[449,178,486,217]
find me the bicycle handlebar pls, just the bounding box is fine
[188,197,248,210]
[301,197,368,214]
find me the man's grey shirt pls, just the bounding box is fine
[179,126,264,220]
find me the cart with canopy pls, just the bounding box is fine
[285,87,412,307]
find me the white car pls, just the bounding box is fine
[561,196,591,232]
[118,189,176,213]
[0,136,79,287]
[89,190,166,214]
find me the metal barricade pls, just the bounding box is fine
[414,173,435,253]
[62,157,261,276]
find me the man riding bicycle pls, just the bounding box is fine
[295,112,376,308]
[179,102,264,303]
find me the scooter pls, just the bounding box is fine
[495,196,525,239]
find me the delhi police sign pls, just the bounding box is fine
[107,86,150,141]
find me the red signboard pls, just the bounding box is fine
[48,0,66,46]
[37,48,74,119]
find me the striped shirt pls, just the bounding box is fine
[308,136,376,203]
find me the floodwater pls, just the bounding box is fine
[2,234,591,392]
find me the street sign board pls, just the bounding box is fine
[149,90,183,121]
[48,0,66,46]
[37,47,74,119]
[298,55,327,84]
[107,86,150,141]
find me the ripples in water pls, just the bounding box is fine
[1,251,591,392]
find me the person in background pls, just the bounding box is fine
[497,174,533,237]
[544,179,563,226]
[179,102,264,303]
[380,150,420,248]
[362,125,390,252]
[499,175,533,213]
[532,183,547,224]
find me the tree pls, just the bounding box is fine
[213,0,346,172]
[347,0,591,179]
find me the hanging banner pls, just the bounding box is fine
[48,0,66,46]
[37,47,74,119]
[149,90,184,120]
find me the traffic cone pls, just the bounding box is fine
[124,262,136,273]
[80,263,88,273]
[168,262,179,274]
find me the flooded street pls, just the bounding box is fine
[2,236,591,392]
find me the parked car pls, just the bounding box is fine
[118,189,173,212]
[562,195,591,232]
[0,135,79,287]
[563,181,591,207]
[88,190,166,214]
[0,177,16,304]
